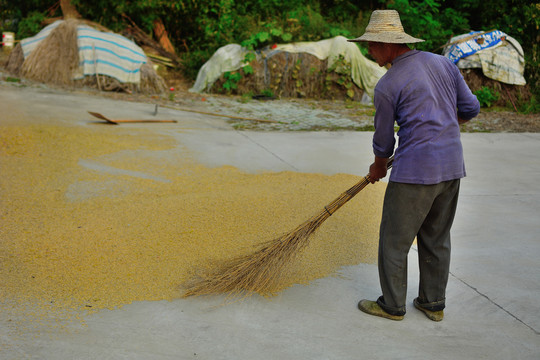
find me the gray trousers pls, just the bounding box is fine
[376,179,460,316]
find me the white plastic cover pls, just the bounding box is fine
[190,36,386,100]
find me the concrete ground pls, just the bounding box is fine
[1,84,539,359]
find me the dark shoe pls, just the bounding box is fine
[358,300,404,321]
[414,298,444,322]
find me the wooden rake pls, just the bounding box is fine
[88,111,178,125]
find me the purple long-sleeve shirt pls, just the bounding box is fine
[373,50,480,184]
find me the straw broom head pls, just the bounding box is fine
[182,174,375,298]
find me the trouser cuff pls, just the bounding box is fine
[416,297,446,312]
[377,296,406,316]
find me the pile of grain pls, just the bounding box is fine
[0,119,385,316]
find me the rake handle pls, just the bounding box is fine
[112,119,177,123]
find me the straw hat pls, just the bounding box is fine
[348,10,424,44]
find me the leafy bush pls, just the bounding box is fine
[383,0,469,52]
[240,22,293,50]
[222,71,243,93]
[518,95,540,114]
[15,11,45,39]
[474,86,500,108]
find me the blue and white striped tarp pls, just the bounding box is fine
[20,20,147,84]
[76,24,146,83]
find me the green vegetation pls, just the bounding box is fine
[5,77,21,83]
[519,96,540,114]
[327,55,355,100]
[222,71,243,93]
[474,86,500,108]
[1,0,538,112]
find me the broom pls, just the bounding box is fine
[183,156,394,298]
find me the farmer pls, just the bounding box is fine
[348,10,480,321]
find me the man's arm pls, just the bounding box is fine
[455,70,480,121]
[371,89,395,184]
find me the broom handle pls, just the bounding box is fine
[324,156,394,215]
[347,155,394,195]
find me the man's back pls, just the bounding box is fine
[373,50,480,184]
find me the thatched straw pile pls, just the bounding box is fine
[5,19,166,94]
[4,42,24,75]
[212,51,364,101]
[20,19,80,86]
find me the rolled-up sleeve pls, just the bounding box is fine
[372,89,396,158]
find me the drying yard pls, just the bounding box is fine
[1,82,539,359]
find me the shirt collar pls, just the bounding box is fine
[392,49,420,65]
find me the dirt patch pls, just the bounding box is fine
[460,110,540,133]
[85,75,540,133]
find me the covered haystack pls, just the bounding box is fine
[444,30,531,108]
[190,36,386,103]
[5,19,166,94]
[212,51,365,101]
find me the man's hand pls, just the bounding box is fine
[458,116,469,125]
[369,156,389,183]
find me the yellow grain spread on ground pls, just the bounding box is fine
[0,120,386,315]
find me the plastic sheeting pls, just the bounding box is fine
[443,31,526,86]
[189,44,249,94]
[190,36,386,100]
